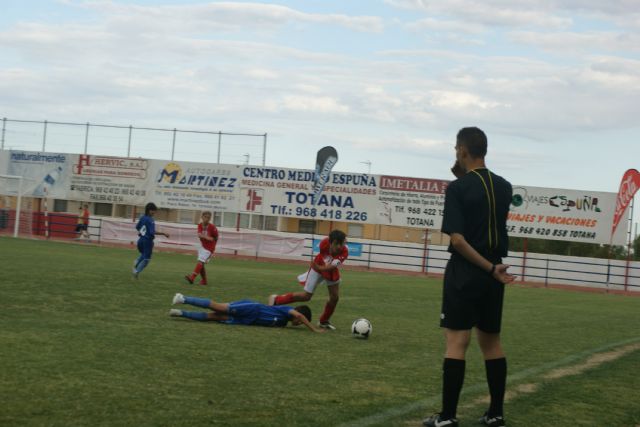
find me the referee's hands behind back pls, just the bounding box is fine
[492,264,516,284]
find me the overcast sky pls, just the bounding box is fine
[1,0,639,199]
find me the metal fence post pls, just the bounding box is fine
[217,131,222,163]
[1,117,6,150]
[84,122,90,154]
[263,133,267,166]
[171,128,177,160]
[42,120,48,152]
[367,243,372,270]
[127,125,133,157]
[522,237,528,283]
[544,258,549,287]
[422,228,429,274]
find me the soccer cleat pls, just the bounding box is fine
[172,293,185,305]
[268,294,277,306]
[478,412,505,427]
[319,321,336,330]
[422,414,458,427]
[169,309,182,317]
[198,280,207,286]
[132,268,139,279]
[184,274,195,284]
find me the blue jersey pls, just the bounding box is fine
[136,215,156,240]
[226,300,294,327]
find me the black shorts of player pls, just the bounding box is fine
[75,224,87,232]
[440,254,505,333]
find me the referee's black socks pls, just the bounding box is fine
[485,357,507,417]
[441,358,465,420]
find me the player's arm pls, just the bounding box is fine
[156,229,170,238]
[312,261,337,272]
[290,310,326,333]
[201,231,218,241]
[449,233,515,284]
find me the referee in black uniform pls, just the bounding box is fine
[424,127,515,427]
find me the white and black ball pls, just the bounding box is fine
[351,318,372,339]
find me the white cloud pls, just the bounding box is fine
[349,135,452,159]
[384,0,572,29]
[244,68,280,80]
[510,30,640,53]
[429,90,503,110]
[264,95,350,115]
[1,0,639,191]
[76,1,384,33]
[580,56,640,88]
[405,17,486,34]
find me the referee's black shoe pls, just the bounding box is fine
[479,412,505,426]
[422,413,458,427]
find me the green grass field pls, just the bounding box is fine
[1,236,639,426]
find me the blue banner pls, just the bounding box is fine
[312,238,363,257]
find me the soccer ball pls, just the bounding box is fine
[351,318,372,339]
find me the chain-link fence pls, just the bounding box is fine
[1,118,267,165]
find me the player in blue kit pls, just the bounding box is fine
[132,202,170,278]
[169,293,325,333]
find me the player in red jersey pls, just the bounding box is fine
[184,211,219,286]
[268,229,348,330]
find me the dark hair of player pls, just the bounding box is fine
[145,202,158,215]
[294,305,312,322]
[328,229,346,245]
[456,127,487,159]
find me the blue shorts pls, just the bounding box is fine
[224,300,260,325]
[137,238,154,259]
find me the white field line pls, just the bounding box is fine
[338,337,640,427]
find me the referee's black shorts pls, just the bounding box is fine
[439,255,505,333]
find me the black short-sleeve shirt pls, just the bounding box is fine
[441,168,512,259]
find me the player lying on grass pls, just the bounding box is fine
[268,229,348,330]
[169,293,325,333]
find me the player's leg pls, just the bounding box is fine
[270,269,319,305]
[173,300,260,326]
[477,329,506,424]
[172,293,230,312]
[135,241,153,274]
[437,328,471,423]
[444,328,472,359]
[476,283,507,426]
[134,239,145,270]
[426,265,475,426]
[185,261,203,284]
[272,291,312,305]
[170,309,229,322]
[319,282,340,328]
[186,247,210,284]
[476,329,504,359]
[199,264,207,285]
